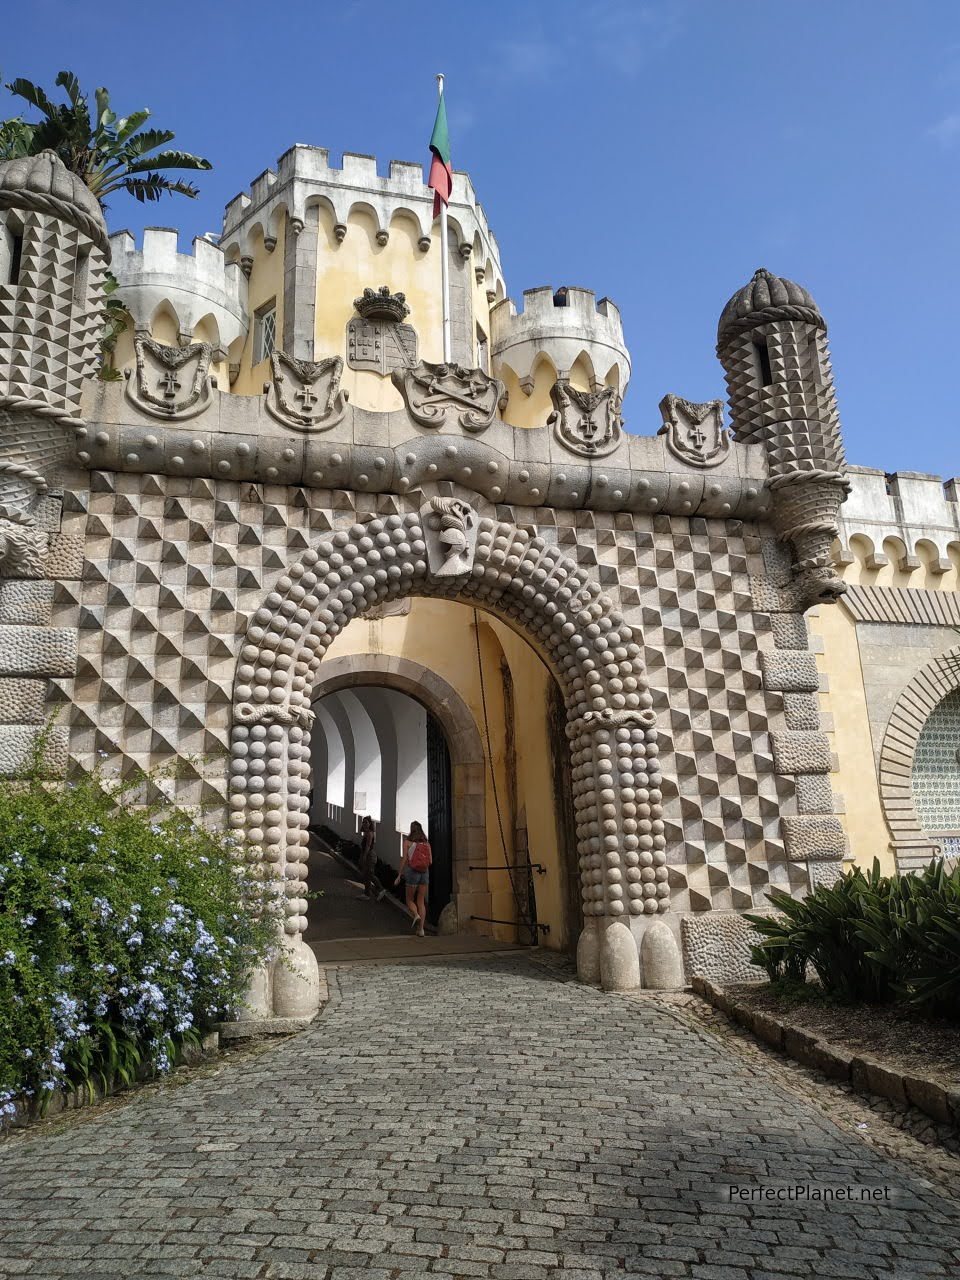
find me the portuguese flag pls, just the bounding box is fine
[428,90,452,217]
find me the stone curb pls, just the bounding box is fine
[691,975,960,1129]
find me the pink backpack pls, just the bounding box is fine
[409,841,430,872]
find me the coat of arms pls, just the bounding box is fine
[548,380,623,457]
[658,394,729,468]
[346,286,418,374]
[392,360,506,433]
[265,351,348,432]
[125,335,213,421]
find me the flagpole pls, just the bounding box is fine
[436,72,452,363]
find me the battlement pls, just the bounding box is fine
[109,227,248,353]
[490,286,630,394]
[220,144,504,289]
[838,464,960,567]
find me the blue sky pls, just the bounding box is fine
[6,0,959,475]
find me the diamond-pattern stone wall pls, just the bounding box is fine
[52,470,820,915]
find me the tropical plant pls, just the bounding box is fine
[0,70,211,206]
[748,858,960,1016]
[97,271,129,381]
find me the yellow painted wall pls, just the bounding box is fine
[313,205,448,413]
[499,357,556,429]
[320,597,570,947]
[812,538,960,874]
[230,220,285,396]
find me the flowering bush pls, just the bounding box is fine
[0,749,278,1120]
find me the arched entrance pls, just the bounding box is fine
[229,503,681,1018]
[304,655,484,933]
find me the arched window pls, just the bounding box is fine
[912,687,960,857]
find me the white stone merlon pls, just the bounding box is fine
[109,227,248,353]
[490,287,631,394]
[838,465,960,567]
[220,145,505,293]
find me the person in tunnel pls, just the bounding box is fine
[358,815,387,902]
[395,821,432,937]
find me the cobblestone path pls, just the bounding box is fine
[1,954,959,1279]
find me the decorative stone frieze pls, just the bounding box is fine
[658,395,729,468]
[265,351,348,431]
[392,360,506,433]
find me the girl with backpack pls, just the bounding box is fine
[396,821,432,937]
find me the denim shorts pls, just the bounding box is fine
[403,868,429,887]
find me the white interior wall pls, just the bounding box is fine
[335,690,382,822]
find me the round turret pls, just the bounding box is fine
[0,150,108,253]
[0,151,110,511]
[715,266,848,610]
[717,267,822,352]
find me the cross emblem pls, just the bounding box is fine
[296,384,318,412]
[158,370,180,399]
[687,425,706,451]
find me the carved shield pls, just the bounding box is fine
[548,381,623,457]
[125,336,212,421]
[265,351,348,432]
[392,360,506,433]
[658,394,729,468]
[347,317,418,374]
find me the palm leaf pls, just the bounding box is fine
[6,77,56,119]
[122,149,212,175]
[114,109,150,144]
[120,127,178,157]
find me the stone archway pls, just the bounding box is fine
[878,643,960,868]
[229,503,679,1018]
[304,653,489,932]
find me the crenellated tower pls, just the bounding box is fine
[716,267,848,608]
[490,286,630,427]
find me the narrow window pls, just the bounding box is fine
[476,324,489,373]
[72,247,90,307]
[3,213,24,287]
[754,335,773,387]
[254,302,277,364]
[8,233,23,285]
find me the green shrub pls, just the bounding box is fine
[747,857,960,1016]
[0,747,278,1120]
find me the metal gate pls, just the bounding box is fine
[426,713,453,926]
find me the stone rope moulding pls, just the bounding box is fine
[227,507,682,1013]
